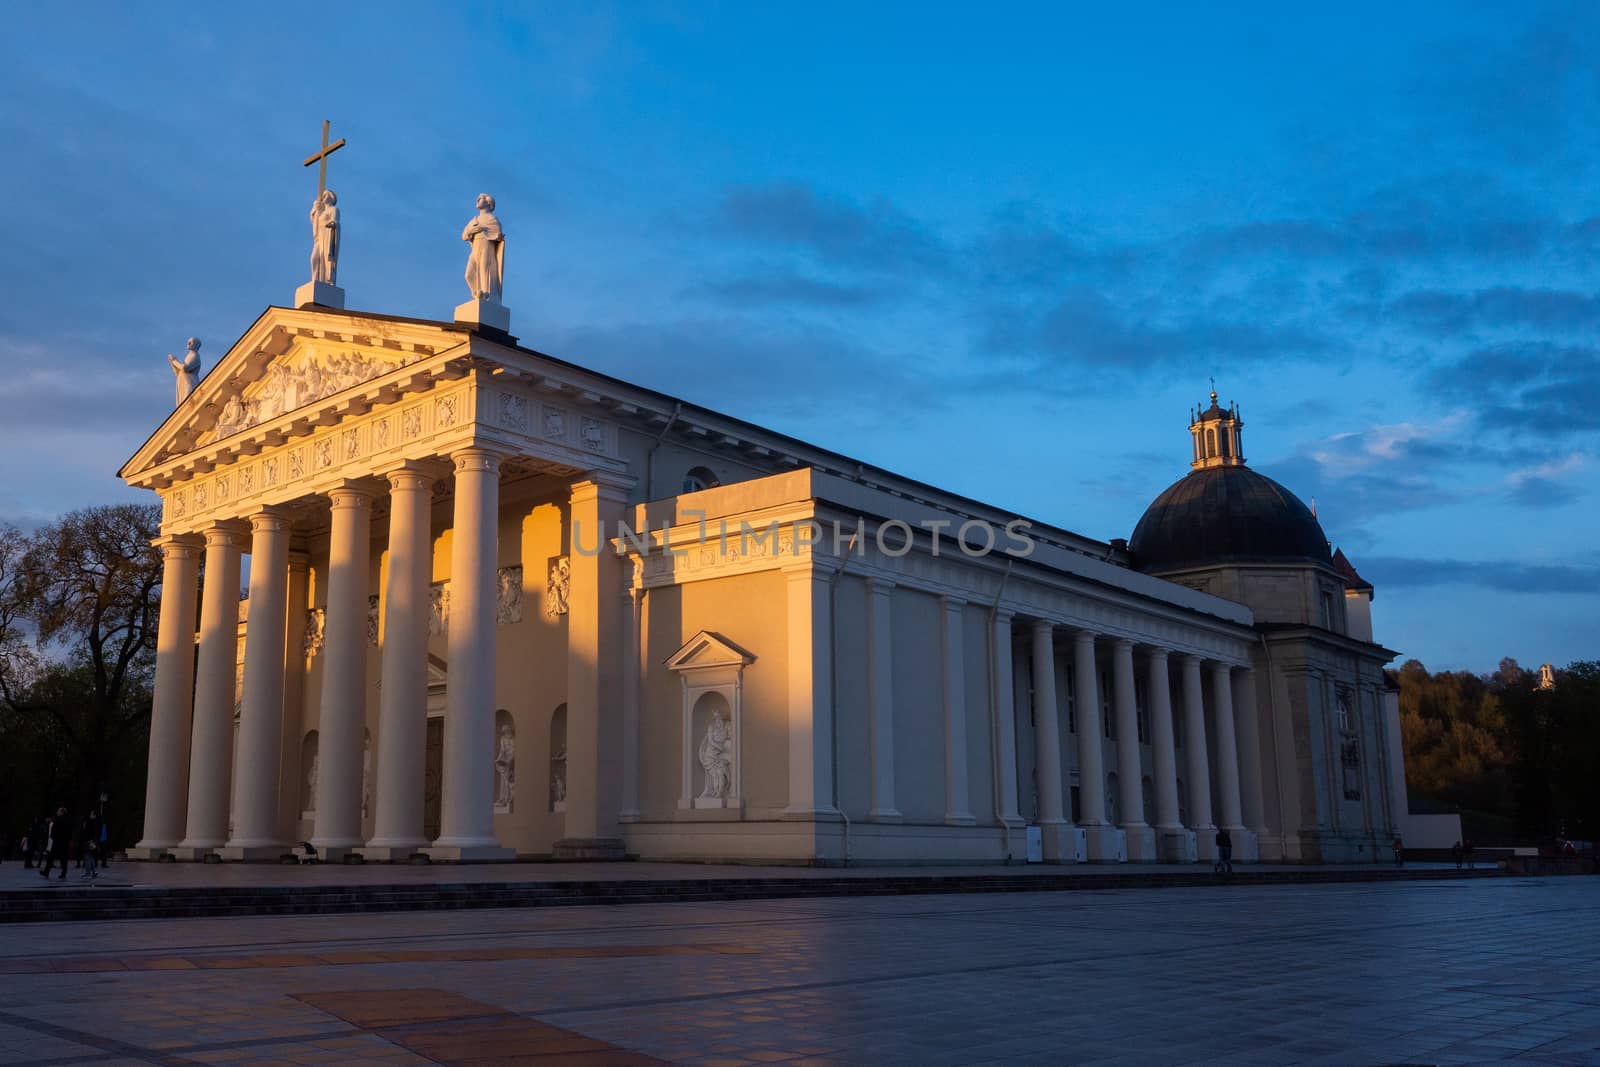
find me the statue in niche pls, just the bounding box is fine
[361,739,372,820]
[496,566,523,625]
[167,338,201,405]
[551,771,566,806]
[310,188,340,285]
[546,557,570,617]
[698,711,733,800]
[462,193,505,302]
[304,751,319,812]
[428,583,450,636]
[493,723,516,811]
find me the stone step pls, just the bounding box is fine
[0,866,1509,924]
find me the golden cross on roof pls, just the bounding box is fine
[303,119,346,195]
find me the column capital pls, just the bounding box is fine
[939,594,967,612]
[993,606,1015,625]
[153,533,204,559]
[865,575,897,596]
[1145,645,1170,663]
[1181,652,1205,668]
[202,520,251,548]
[325,480,379,510]
[1030,617,1055,638]
[384,459,446,492]
[1073,628,1098,647]
[248,506,295,534]
[1112,636,1135,651]
[451,447,507,477]
[568,469,635,504]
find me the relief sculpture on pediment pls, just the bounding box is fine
[204,347,419,444]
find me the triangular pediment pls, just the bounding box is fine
[665,630,757,672]
[121,306,473,482]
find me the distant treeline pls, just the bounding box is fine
[1396,658,1599,844]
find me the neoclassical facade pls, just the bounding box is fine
[123,303,1403,865]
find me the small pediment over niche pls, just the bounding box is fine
[665,630,756,673]
[427,653,448,688]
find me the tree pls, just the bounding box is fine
[0,504,164,840]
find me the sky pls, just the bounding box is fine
[2,3,1597,673]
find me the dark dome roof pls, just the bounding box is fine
[1129,465,1331,572]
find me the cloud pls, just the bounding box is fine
[715,183,949,273]
[1307,414,1470,478]
[1425,342,1600,436]
[1391,287,1600,333]
[689,271,887,308]
[1359,555,1600,595]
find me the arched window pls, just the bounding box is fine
[1206,428,1217,456]
[682,466,721,493]
[1219,430,1231,458]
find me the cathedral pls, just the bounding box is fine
[123,187,1409,867]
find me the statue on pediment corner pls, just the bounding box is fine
[167,338,202,405]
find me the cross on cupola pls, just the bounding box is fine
[1189,385,1245,470]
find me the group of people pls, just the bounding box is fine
[15,808,108,881]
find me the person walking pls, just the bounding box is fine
[38,807,70,881]
[78,811,102,881]
[1451,841,1463,869]
[24,815,47,869]
[1214,827,1233,874]
[1392,834,1404,867]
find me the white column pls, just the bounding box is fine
[364,467,435,858]
[431,449,510,858]
[1113,639,1156,861]
[1211,662,1245,832]
[941,595,974,825]
[133,535,202,856]
[1234,666,1268,834]
[866,577,900,821]
[311,487,374,856]
[1148,650,1182,829]
[1030,620,1077,862]
[1180,654,1216,860]
[992,609,1023,828]
[1073,631,1107,825]
[176,523,247,857]
[554,473,630,859]
[1030,622,1065,826]
[618,581,643,823]
[275,551,310,839]
[1075,631,1123,861]
[223,509,291,858]
[781,563,838,821]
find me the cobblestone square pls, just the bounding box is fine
[0,876,1594,1065]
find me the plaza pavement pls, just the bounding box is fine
[0,873,1593,1066]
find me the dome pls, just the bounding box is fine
[1129,465,1331,573]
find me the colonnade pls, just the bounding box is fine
[134,448,574,861]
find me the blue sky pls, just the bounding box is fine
[3,3,1597,672]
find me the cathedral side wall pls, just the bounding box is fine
[890,587,945,825]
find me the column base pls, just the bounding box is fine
[1082,824,1128,863]
[170,844,224,862]
[125,844,174,861]
[943,812,977,827]
[867,808,903,823]
[1158,827,1198,863]
[1122,823,1159,863]
[550,837,625,861]
[218,842,293,862]
[1193,825,1219,862]
[1229,827,1260,862]
[454,297,510,332]
[358,842,431,863]
[781,805,843,821]
[313,844,365,863]
[1039,822,1086,864]
[295,280,345,309]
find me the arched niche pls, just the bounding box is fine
[300,731,320,818]
[548,704,567,813]
[665,630,755,811]
[493,709,516,814]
